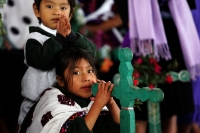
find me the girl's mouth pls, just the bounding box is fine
[81,86,92,91]
[52,19,59,23]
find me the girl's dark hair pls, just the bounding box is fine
[34,0,76,23]
[54,47,97,89]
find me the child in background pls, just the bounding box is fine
[18,0,97,127]
[19,48,120,133]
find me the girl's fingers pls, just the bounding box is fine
[97,80,114,95]
[59,15,66,26]
[65,15,69,22]
[67,24,71,32]
[98,82,102,91]
[105,81,111,91]
[97,79,104,84]
[101,82,105,91]
[101,80,106,83]
[98,81,105,92]
[97,79,101,83]
[108,83,114,92]
[107,81,114,93]
[102,81,113,92]
[56,22,59,30]
[90,97,95,101]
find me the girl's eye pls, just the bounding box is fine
[73,71,80,75]
[46,5,53,8]
[88,70,94,73]
[61,7,67,10]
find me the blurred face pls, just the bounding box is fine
[33,0,71,29]
[58,58,97,98]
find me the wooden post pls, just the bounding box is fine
[147,70,190,133]
[92,47,164,133]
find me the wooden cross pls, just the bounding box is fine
[92,47,164,133]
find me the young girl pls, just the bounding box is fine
[19,48,120,133]
[19,0,97,126]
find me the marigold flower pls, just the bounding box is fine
[100,58,113,73]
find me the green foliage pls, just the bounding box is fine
[0,0,6,8]
[0,3,6,48]
[134,99,143,111]
[0,14,6,36]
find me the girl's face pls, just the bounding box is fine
[59,58,97,98]
[33,0,71,29]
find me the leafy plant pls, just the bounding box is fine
[132,56,179,88]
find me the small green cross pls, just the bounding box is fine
[92,47,164,133]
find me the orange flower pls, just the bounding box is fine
[100,58,114,73]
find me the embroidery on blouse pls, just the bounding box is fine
[59,111,110,133]
[41,111,53,126]
[57,94,75,106]
[60,111,86,133]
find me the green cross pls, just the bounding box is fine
[92,47,164,133]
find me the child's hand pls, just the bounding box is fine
[106,97,115,106]
[57,15,71,37]
[90,80,114,108]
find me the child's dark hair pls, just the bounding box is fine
[55,47,97,89]
[34,0,76,24]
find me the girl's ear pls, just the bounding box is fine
[56,76,64,87]
[33,3,40,18]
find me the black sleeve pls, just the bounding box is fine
[56,31,97,58]
[66,31,97,58]
[66,117,91,133]
[26,38,63,70]
[66,31,78,44]
[93,114,120,133]
[65,113,120,133]
[55,32,79,48]
[55,33,67,47]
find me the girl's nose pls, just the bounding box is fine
[83,76,90,82]
[53,9,60,16]
[53,12,60,16]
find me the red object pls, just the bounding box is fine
[136,58,142,64]
[154,64,162,74]
[148,84,154,89]
[133,79,139,86]
[133,71,140,78]
[149,57,156,64]
[165,75,173,84]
